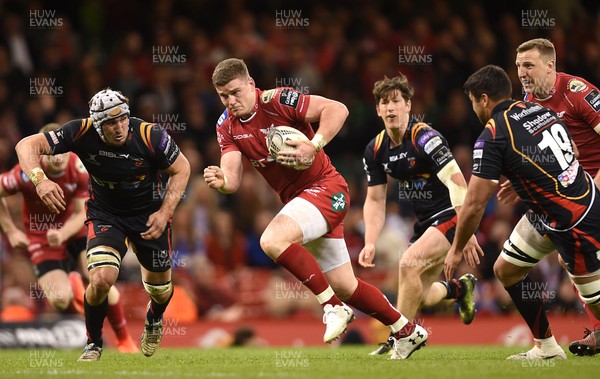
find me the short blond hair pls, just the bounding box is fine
[516,38,556,63]
[212,58,249,87]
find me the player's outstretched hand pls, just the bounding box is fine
[444,246,462,282]
[497,180,519,205]
[36,180,66,214]
[463,234,484,267]
[358,244,376,268]
[141,210,169,240]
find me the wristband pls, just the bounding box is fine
[310,134,327,152]
[28,167,48,187]
[218,174,228,192]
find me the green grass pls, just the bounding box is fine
[0,346,596,379]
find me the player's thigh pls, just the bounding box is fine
[274,196,328,244]
[37,266,72,302]
[304,236,352,275]
[127,217,173,273]
[401,226,450,273]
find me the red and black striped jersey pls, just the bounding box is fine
[44,117,180,215]
[473,100,592,230]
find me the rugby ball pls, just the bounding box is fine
[266,126,313,169]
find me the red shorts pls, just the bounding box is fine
[297,174,349,239]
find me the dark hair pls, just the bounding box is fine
[372,73,414,103]
[463,65,512,101]
[212,58,249,87]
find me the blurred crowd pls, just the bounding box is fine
[1,0,599,323]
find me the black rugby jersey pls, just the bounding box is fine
[473,100,592,231]
[44,117,180,215]
[363,121,456,223]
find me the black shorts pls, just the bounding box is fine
[411,209,457,244]
[33,259,70,278]
[86,203,173,272]
[538,198,600,276]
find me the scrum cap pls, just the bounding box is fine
[89,88,130,141]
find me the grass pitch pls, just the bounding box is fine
[0,345,596,379]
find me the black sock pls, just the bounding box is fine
[146,288,174,325]
[442,280,463,300]
[504,276,551,339]
[84,294,108,347]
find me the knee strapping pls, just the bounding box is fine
[86,247,121,271]
[143,280,172,298]
[575,281,600,305]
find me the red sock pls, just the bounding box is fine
[573,284,600,330]
[107,301,130,341]
[275,243,342,307]
[346,278,403,326]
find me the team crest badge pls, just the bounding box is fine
[331,192,347,211]
[261,89,277,104]
[568,79,587,93]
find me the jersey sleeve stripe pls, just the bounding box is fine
[140,122,155,153]
[74,118,93,142]
[410,122,428,147]
[373,130,386,157]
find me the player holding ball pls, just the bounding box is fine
[204,58,428,359]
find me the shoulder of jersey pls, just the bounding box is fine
[411,122,436,148]
[132,117,160,153]
[70,153,88,175]
[68,118,94,142]
[217,109,230,127]
[369,130,389,159]
[560,73,591,94]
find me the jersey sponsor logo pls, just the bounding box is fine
[433,146,451,164]
[217,110,228,127]
[473,149,483,159]
[48,130,60,144]
[64,183,77,192]
[389,152,408,162]
[159,130,171,152]
[233,133,254,140]
[261,89,277,104]
[474,139,485,149]
[509,103,544,121]
[407,157,416,167]
[522,111,556,134]
[331,192,347,211]
[568,79,587,93]
[85,153,100,165]
[417,130,437,146]
[424,136,442,154]
[99,150,130,159]
[584,89,600,112]
[279,88,300,108]
[557,160,579,188]
[556,111,565,118]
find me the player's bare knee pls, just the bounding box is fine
[50,295,72,312]
[399,258,423,279]
[259,233,284,259]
